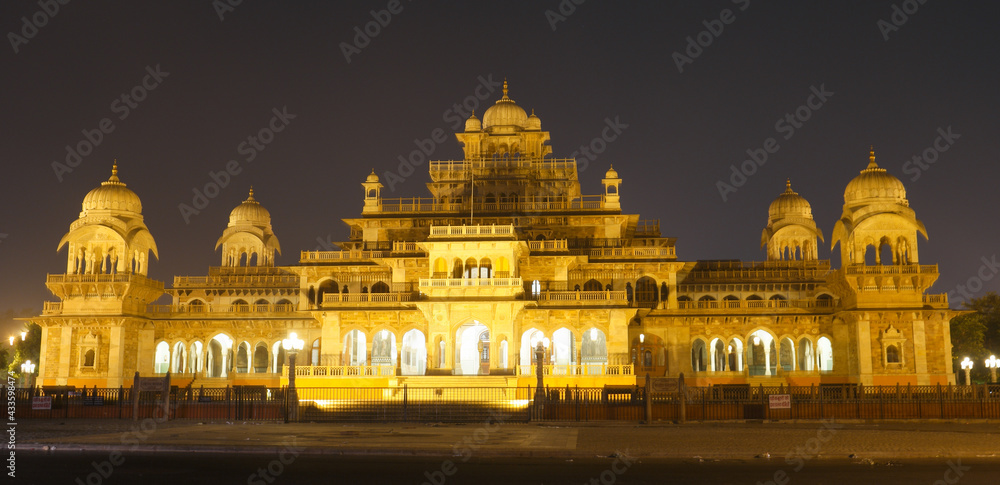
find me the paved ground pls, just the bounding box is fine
[16,418,1000,460]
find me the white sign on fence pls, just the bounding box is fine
[769,394,791,409]
[31,396,52,410]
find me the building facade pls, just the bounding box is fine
[32,82,957,390]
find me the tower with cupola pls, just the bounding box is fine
[761,180,823,260]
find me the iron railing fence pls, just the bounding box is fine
[14,383,1000,422]
[14,386,286,421]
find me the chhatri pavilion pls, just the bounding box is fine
[31,82,957,390]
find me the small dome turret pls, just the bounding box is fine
[465,112,482,132]
[843,148,907,206]
[768,179,813,222]
[366,170,381,183]
[524,109,541,131]
[228,187,271,226]
[81,162,143,214]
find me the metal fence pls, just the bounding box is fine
[14,386,286,421]
[532,383,1000,421]
[15,383,1000,423]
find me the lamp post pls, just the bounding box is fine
[534,337,550,404]
[639,333,645,371]
[282,332,304,422]
[20,360,35,389]
[961,357,974,386]
[986,355,998,384]
[20,331,26,342]
[7,336,13,346]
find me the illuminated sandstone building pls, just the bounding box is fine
[33,82,957,389]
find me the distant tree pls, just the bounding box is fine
[950,292,1000,383]
[8,321,41,382]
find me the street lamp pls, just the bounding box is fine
[534,337,550,404]
[639,334,645,370]
[20,360,35,389]
[7,336,13,346]
[20,331,26,342]
[282,332,305,422]
[986,355,998,384]
[961,357,974,386]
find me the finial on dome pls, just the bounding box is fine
[502,78,508,98]
[785,179,793,192]
[868,145,878,168]
[104,159,122,185]
[246,186,256,203]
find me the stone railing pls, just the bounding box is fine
[677,298,838,310]
[536,290,628,303]
[419,277,522,288]
[146,303,298,314]
[429,224,515,237]
[528,239,568,251]
[588,247,675,259]
[516,364,633,376]
[321,292,414,305]
[47,273,164,290]
[283,365,397,377]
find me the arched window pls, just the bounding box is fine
[371,281,390,293]
[660,282,669,301]
[310,338,321,365]
[583,279,603,292]
[230,299,249,312]
[531,280,541,298]
[154,341,170,374]
[188,299,206,311]
[691,339,707,372]
[779,338,795,371]
[317,280,338,305]
[253,343,269,373]
[635,277,658,308]
[84,349,96,368]
[817,337,833,371]
[235,342,249,373]
[433,257,448,277]
[886,344,900,364]
[798,338,814,371]
[479,258,492,278]
[464,257,479,278]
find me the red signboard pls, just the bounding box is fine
[31,396,52,410]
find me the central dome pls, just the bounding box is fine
[482,80,527,129]
[229,188,271,226]
[768,180,812,221]
[82,162,143,214]
[844,148,907,205]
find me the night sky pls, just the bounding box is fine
[1,1,998,337]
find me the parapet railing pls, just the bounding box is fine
[429,224,515,237]
[515,364,634,376]
[419,277,523,287]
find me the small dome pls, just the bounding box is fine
[82,162,143,214]
[844,148,907,205]
[524,110,541,131]
[465,112,482,132]
[769,180,813,221]
[482,80,527,129]
[229,188,271,226]
[365,170,380,183]
[605,164,619,179]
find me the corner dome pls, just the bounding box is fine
[844,148,907,205]
[482,80,527,129]
[229,188,271,226]
[365,170,380,183]
[768,180,813,221]
[605,165,619,179]
[465,112,482,132]
[82,162,143,214]
[524,109,541,131]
